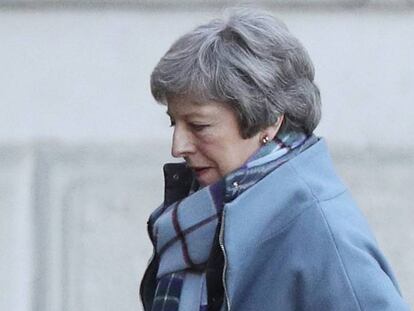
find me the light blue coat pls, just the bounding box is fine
[220,138,410,310]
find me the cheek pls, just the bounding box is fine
[198,146,231,175]
[196,135,223,160]
[208,147,236,175]
[196,134,243,174]
[198,144,222,164]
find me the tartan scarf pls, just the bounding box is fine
[150,131,310,311]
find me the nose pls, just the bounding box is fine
[171,125,195,158]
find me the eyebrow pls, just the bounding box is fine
[165,110,208,118]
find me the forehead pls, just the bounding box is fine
[166,96,232,118]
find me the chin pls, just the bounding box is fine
[198,176,219,187]
[194,168,221,187]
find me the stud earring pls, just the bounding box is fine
[262,136,270,145]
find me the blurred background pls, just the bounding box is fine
[1,0,413,310]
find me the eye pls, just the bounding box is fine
[190,123,209,132]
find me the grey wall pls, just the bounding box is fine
[1,2,413,310]
[2,143,413,311]
[1,6,414,146]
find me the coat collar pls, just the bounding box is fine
[162,162,194,207]
[161,135,319,207]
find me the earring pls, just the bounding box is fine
[262,136,270,145]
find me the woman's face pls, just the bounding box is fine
[167,96,263,186]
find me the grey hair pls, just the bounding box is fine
[150,9,321,138]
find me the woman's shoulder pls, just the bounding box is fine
[224,138,380,262]
[286,138,347,201]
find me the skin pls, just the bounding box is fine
[167,95,283,186]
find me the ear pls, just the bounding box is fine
[263,115,284,141]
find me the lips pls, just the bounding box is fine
[190,166,211,177]
[192,167,210,174]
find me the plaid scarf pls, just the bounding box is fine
[150,131,311,311]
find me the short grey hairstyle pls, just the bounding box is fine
[151,9,321,138]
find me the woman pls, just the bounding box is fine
[140,9,410,311]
